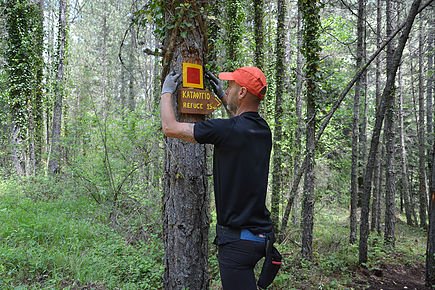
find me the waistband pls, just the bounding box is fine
[240,229,266,243]
[215,224,267,244]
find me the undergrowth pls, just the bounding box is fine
[0,177,427,289]
[0,176,163,289]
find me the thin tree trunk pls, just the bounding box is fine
[427,12,434,185]
[383,0,397,247]
[398,66,414,226]
[279,7,303,241]
[299,0,320,261]
[372,146,382,232]
[383,88,396,247]
[350,0,366,245]
[271,0,286,234]
[253,0,264,71]
[418,15,428,228]
[128,25,136,111]
[359,0,422,264]
[426,114,435,284]
[293,7,304,227]
[48,0,67,174]
[371,0,383,233]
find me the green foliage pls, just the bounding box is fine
[3,0,44,135]
[0,177,164,289]
[69,106,161,202]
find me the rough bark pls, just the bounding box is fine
[359,0,422,264]
[418,15,428,228]
[128,25,136,111]
[398,67,414,226]
[34,0,44,172]
[253,0,264,70]
[279,7,304,241]
[162,2,209,289]
[350,0,366,245]
[371,0,382,233]
[383,0,397,247]
[48,0,67,174]
[224,0,244,70]
[426,130,435,285]
[271,0,286,234]
[427,12,434,183]
[426,11,435,184]
[299,0,320,261]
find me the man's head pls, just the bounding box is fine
[218,67,267,115]
[218,66,267,100]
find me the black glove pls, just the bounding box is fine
[161,71,181,95]
[205,70,225,99]
[257,246,282,289]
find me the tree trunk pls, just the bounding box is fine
[34,0,44,172]
[224,0,244,70]
[383,0,397,247]
[279,6,303,241]
[128,25,136,111]
[383,88,396,247]
[162,2,209,289]
[48,0,67,174]
[11,124,25,176]
[299,0,320,261]
[253,0,264,71]
[398,66,414,226]
[271,0,286,234]
[418,14,428,229]
[427,12,434,186]
[426,130,435,285]
[359,0,422,264]
[371,0,383,233]
[350,0,366,245]
[207,0,220,72]
[371,145,382,233]
[293,7,304,227]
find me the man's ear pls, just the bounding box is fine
[238,87,248,99]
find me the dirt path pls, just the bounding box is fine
[353,263,430,290]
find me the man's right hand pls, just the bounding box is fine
[205,70,225,99]
[161,71,181,95]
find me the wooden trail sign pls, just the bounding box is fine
[178,88,222,115]
[178,62,222,115]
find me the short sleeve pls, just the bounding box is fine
[194,118,233,145]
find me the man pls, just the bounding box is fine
[160,66,277,289]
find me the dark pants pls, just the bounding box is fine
[218,239,266,290]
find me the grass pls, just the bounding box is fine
[0,177,163,289]
[0,177,428,289]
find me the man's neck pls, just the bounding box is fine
[235,104,259,116]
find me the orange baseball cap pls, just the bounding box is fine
[218,66,268,100]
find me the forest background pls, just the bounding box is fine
[0,0,434,289]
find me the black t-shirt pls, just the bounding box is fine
[194,111,273,234]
